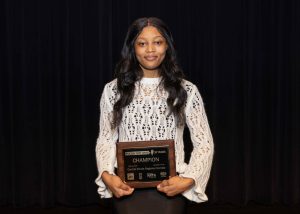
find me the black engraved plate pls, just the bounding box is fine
[116,140,176,188]
[123,147,169,182]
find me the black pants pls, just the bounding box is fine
[112,188,187,214]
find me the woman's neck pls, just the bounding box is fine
[142,69,160,78]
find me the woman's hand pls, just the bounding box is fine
[157,176,194,197]
[101,171,134,198]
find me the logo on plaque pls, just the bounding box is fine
[127,173,134,181]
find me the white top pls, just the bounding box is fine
[95,77,214,203]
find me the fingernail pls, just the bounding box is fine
[157,185,161,188]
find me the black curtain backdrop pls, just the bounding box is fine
[0,0,299,207]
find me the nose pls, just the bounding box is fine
[146,44,155,52]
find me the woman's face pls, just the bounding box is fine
[134,26,168,76]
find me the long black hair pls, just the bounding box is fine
[112,17,187,129]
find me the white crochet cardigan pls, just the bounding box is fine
[95,77,214,203]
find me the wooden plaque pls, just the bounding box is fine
[116,140,176,188]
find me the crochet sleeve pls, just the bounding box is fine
[180,84,214,203]
[95,83,118,198]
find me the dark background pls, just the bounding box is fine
[0,0,299,210]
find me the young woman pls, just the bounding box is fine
[95,17,214,214]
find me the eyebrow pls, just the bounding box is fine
[136,36,164,40]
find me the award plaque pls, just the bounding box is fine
[116,140,176,188]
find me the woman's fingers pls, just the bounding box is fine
[120,186,134,195]
[107,175,134,197]
[157,176,189,196]
[157,179,169,188]
[114,187,134,198]
[158,182,177,194]
[119,182,134,191]
[113,183,134,198]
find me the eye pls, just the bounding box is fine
[138,42,146,47]
[154,41,162,45]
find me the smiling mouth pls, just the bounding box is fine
[145,56,158,61]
